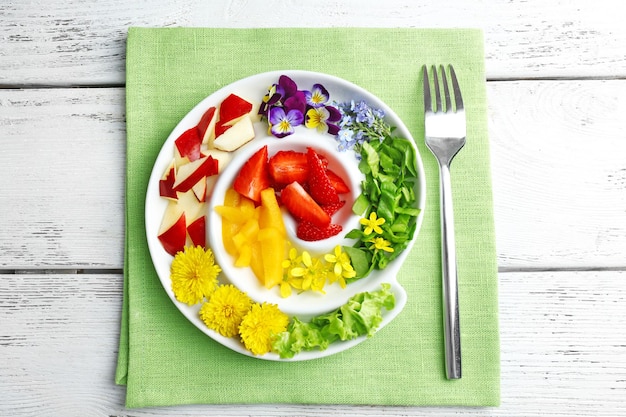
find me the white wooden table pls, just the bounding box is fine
[2,1,625,416]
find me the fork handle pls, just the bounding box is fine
[438,162,462,379]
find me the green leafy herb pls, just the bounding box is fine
[345,134,421,276]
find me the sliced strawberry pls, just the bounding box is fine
[326,169,350,194]
[280,181,330,227]
[268,150,309,185]
[306,147,339,205]
[233,145,270,203]
[322,200,345,216]
[296,221,342,241]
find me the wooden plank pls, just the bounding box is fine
[2,80,625,269]
[0,271,624,416]
[0,87,125,269]
[488,79,626,269]
[1,0,625,85]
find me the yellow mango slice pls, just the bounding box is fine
[249,241,264,285]
[217,187,288,289]
[258,227,284,289]
[259,188,286,236]
[233,218,259,250]
[223,187,241,207]
[235,244,252,267]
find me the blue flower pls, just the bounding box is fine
[337,129,355,152]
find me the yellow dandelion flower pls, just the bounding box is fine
[199,285,252,337]
[170,245,221,305]
[369,237,394,253]
[360,212,385,235]
[239,303,289,355]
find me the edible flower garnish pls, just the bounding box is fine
[239,302,289,355]
[199,284,252,338]
[360,211,385,236]
[289,251,327,294]
[324,245,356,288]
[305,106,341,135]
[368,237,394,253]
[269,107,303,138]
[278,246,358,296]
[170,245,221,305]
[304,83,330,107]
[260,75,340,138]
[335,100,392,154]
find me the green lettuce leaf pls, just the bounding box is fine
[271,284,396,358]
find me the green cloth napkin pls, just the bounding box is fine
[116,27,499,408]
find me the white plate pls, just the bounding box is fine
[145,70,426,361]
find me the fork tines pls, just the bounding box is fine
[423,65,464,113]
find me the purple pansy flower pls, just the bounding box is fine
[269,107,304,138]
[278,75,298,98]
[305,105,341,135]
[304,84,330,108]
[283,90,307,115]
[259,83,285,117]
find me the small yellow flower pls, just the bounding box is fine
[360,212,385,235]
[324,245,356,288]
[239,303,289,355]
[369,237,394,253]
[282,247,301,270]
[279,247,302,298]
[170,246,221,305]
[199,285,252,338]
[291,251,327,293]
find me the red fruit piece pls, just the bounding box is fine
[196,106,216,139]
[187,216,206,247]
[219,94,253,124]
[268,150,309,185]
[214,122,232,138]
[233,145,270,203]
[296,221,342,241]
[281,182,330,228]
[159,165,177,200]
[326,169,350,194]
[174,127,202,162]
[322,200,346,216]
[306,147,339,205]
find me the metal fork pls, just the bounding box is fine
[423,65,466,379]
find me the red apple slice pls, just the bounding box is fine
[213,115,255,152]
[192,177,207,202]
[158,202,186,256]
[159,159,177,200]
[201,148,232,173]
[197,106,217,146]
[205,175,218,201]
[214,122,232,138]
[187,215,206,247]
[173,154,218,192]
[218,93,253,125]
[177,189,206,224]
[174,146,190,169]
[174,127,202,162]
